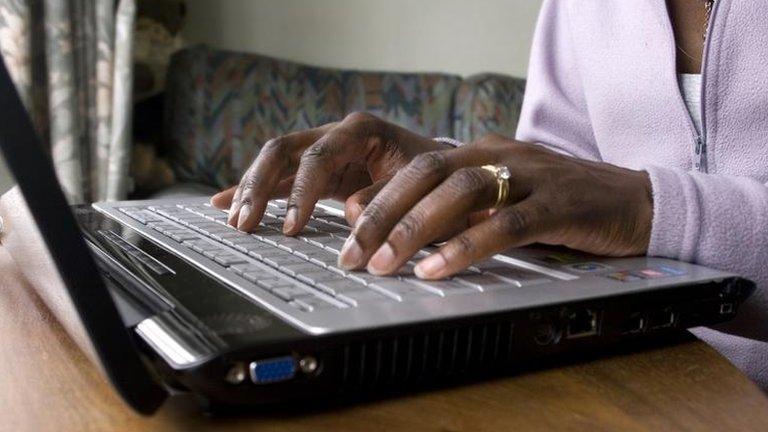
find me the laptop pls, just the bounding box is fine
[0,57,754,415]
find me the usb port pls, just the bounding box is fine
[648,308,676,329]
[620,314,645,334]
[565,309,600,339]
[249,356,296,384]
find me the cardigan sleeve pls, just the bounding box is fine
[515,0,601,161]
[645,166,768,341]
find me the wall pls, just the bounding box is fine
[183,0,542,77]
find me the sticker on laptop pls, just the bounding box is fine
[542,253,584,264]
[605,270,645,282]
[605,266,688,282]
[564,262,612,273]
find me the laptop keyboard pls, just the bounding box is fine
[118,201,548,313]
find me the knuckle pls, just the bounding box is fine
[301,142,331,163]
[498,207,533,237]
[390,213,422,243]
[450,233,476,257]
[343,111,377,125]
[358,202,388,231]
[262,137,286,154]
[450,167,491,195]
[289,176,312,199]
[410,151,448,178]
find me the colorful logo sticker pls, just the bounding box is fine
[565,262,612,273]
[636,268,666,279]
[606,266,688,282]
[656,265,687,276]
[542,253,583,264]
[606,270,644,282]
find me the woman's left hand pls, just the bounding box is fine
[338,134,654,279]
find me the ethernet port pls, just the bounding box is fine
[648,308,676,329]
[565,309,599,339]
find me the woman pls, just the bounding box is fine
[212,0,768,388]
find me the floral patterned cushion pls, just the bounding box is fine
[163,45,461,187]
[452,73,527,145]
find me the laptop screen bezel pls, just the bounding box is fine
[0,57,167,414]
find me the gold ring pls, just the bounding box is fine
[480,165,511,207]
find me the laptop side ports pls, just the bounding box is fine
[565,309,600,339]
[648,307,676,330]
[249,356,297,384]
[619,313,646,334]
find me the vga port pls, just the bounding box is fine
[249,356,297,384]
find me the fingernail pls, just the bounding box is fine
[283,207,298,234]
[367,242,396,275]
[210,193,221,206]
[338,235,364,269]
[237,204,251,230]
[415,253,448,279]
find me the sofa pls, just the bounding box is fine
[160,45,527,191]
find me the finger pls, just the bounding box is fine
[414,198,553,279]
[211,186,237,209]
[339,146,493,270]
[344,177,391,226]
[283,127,373,236]
[231,125,333,231]
[366,166,501,275]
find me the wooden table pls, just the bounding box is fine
[2,247,767,432]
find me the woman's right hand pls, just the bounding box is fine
[211,112,450,234]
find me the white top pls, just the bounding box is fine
[678,73,703,136]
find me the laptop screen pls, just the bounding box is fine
[0,57,166,414]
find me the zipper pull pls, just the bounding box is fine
[695,136,703,155]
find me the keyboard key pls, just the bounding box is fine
[336,289,391,307]
[296,271,343,287]
[263,253,302,268]
[403,278,480,296]
[315,279,360,296]
[257,278,293,291]
[182,239,214,253]
[321,238,346,254]
[474,263,549,286]
[454,273,512,291]
[280,262,322,277]
[370,280,438,301]
[229,264,262,276]
[272,286,313,301]
[276,237,306,252]
[202,249,227,260]
[298,295,344,310]
[214,253,248,266]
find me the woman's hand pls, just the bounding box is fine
[339,133,654,279]
[211,112,449,233]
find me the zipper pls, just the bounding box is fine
[696,0,722,173]
[663,0,720,173]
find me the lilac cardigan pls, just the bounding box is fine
[516,0,768,388]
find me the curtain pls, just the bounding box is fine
[0,0,135,203]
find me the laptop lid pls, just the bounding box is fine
[0,57,167,414]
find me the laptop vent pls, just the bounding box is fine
[339,321,515,389]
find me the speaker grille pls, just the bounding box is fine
[339,321,515,389]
